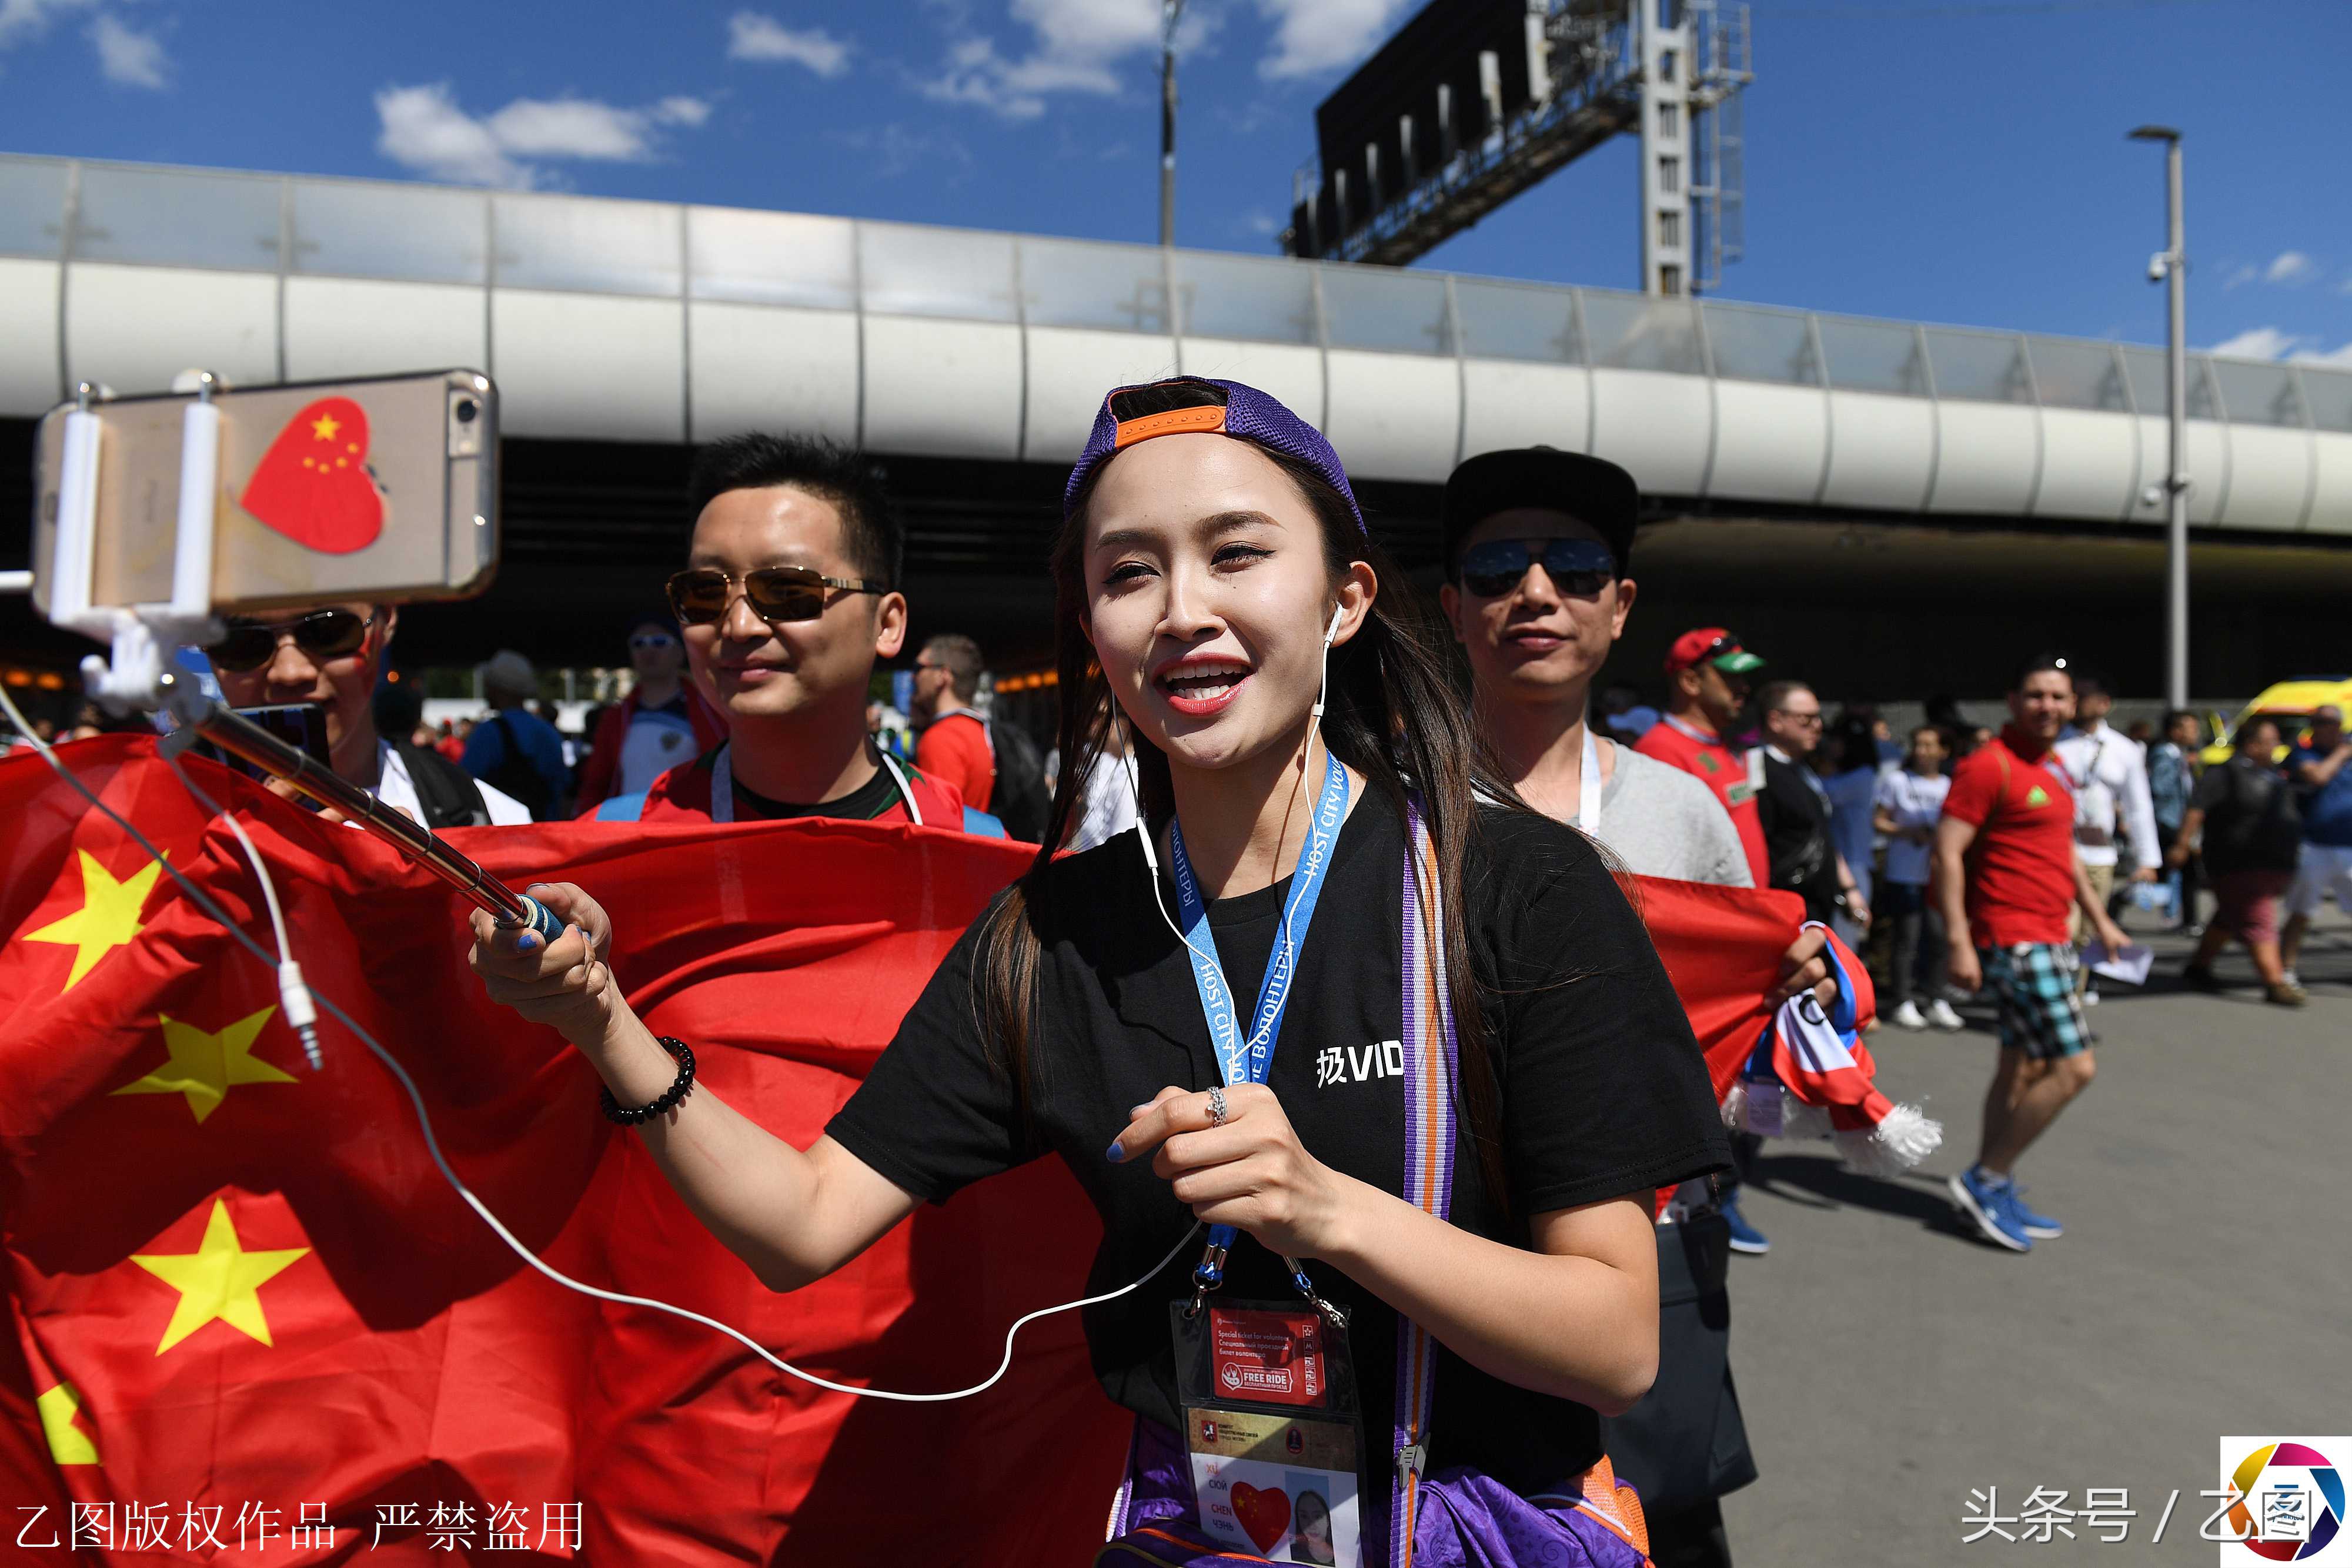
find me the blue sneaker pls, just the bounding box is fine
[2008,1186,2063,1240]
[1948,1166,2033,1253]
[1720,1192,1769,1255]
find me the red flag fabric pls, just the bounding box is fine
[1,738,1125,1563]
[1,740,1849,1564]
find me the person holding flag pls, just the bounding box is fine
[470,377,1728,1563]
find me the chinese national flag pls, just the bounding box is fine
[1,739,1825,1564]
[1,738,1125,1563]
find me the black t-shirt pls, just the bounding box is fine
[1757,753,1839,924]
[734,754,904,821]
[826,799,1730,1493]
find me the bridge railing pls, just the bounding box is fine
[2,153,2346,531]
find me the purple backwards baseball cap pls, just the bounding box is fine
[1063,376,1365,533]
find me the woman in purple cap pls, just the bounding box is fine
[468,377,1727,1565]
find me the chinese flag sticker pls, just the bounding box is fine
[238,396,385,554]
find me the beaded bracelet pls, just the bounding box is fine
[599,1037,696,1126]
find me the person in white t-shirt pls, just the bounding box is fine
[205,600,532,828]
[2052,675,2160,1004]
[1873,723,1961,1030]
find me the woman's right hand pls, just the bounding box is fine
[467,882,619,1048]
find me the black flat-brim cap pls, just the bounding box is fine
[1441,447,1641,573]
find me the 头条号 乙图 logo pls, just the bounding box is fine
[2221,1440,2346,1562]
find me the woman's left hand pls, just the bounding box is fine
[1107,1084,1355,1259]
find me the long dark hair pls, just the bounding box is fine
[971,383,1525,1213]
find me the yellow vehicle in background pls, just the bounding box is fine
[2200,676,2352,767]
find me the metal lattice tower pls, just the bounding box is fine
[1283,0,1751,297]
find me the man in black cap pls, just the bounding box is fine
[1439,447,1754,884]
[1441,446,1832,1568]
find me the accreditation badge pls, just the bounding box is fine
[1171,1302,1363,1564]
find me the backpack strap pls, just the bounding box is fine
[596,792,648,822]
[393,741,490,828]
[1388,801,1460,1568]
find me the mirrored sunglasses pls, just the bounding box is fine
[1456,538,1617,599]
[628,631,678,652]
[666,566,888,627]
[204,609,371,674]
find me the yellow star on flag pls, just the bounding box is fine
[310,412,341,442]
[24,850,166,990]
[35,1383,98,1465]
[112,1007,294,1125]
[130,1198,309,1356]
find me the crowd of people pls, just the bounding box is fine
[12,376,2343,1568]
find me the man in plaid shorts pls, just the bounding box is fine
[1933,656,2133,1252]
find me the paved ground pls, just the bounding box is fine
[1715,904,2352,1566]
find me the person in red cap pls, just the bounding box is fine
[1635,629,1771,888]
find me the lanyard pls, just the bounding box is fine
[1577,727,1602,835]
[1166,748,1350,1305]
[710,744,923,827]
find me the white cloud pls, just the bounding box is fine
[376,85,531,187]
[2223,263,2258,290]
[2266,250,2315,285]
[2204,327,2352,369]
[374,83,713,189]
[2207,326,2300,361]
[728,11,852,76]
[487,98,662,161]
[86,11,163,86]
[0,0,95,48]
[920,0,1212,119]
[1255,0,1409,79]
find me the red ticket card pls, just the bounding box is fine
[1207,1307,1328,1408]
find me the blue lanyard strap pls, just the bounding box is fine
[1166,750,1351,1299]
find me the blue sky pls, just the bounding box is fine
[1,0,2345,363]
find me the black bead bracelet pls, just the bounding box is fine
[600,1037,696,1126]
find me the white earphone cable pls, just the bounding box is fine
[0,682,1198,1403]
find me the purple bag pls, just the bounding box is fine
[1098,1416,1652,1568]
[1096,808,1655,1568]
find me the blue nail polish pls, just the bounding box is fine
[1104,1140,1126,1164]
[1129,1103,1153,1117]
[516,932,541,952]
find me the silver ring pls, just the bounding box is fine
[1207,1085,1229,1128]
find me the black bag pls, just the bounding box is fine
[2211,762,2301,874]
[393,742,491,829]
[1596,1211,1759,1513]
[477,712,557,822]
[978,717,1051,843]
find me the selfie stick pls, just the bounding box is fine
[156,671,566,944]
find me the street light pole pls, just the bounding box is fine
[2131,125,2189,710]
[1159,0,1184,249]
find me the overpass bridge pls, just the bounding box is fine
[3,153,2347,697]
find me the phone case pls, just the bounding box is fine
[31,369,500,616]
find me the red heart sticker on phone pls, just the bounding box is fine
[238,396,384,554]
[1230,1483,1291,1554]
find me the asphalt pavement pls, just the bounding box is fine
[1714,903,2352,1567]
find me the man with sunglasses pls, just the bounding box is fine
[603,433,994,834]
[204,602,532,827]
[1439,447,1832,1568]
[1753,680,1870,931]
[575,611,726,814]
